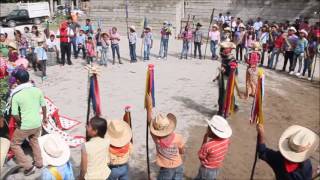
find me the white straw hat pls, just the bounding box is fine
[150,113,177,137]
[106,119,132,147]
[206,115,232,139]
[129,25,136,31]
[279,125,319,163]
[288,26,297,33]
[299,29,308,36]
[0,138,10,168]
[38,133,71,166]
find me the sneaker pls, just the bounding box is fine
[157,57,161,60]
[42,76,47,80]
[308,77,312,81]
[24,166,36,176]
[289,71,294,75]
[296,72,301,76]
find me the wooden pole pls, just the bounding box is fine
[146,112,150,180]
[204,8,215,60]
[190,15,195,58]
[250,135,259,180]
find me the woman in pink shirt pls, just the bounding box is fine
[209,24,220,60]
[180,25,193,59]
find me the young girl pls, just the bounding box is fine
[110,27,122,65]
[86,37,96,64]
[100,33,110,66]
[15,30,28,58]
[80,116,111,180]
[180,25,193,59]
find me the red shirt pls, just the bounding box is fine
[274,35,285,49]
[198,138,230,169]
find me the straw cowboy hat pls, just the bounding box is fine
[1,138,10,168]
[271,24,279,29]
[288,26,297,33]
[252,42,261,51]
[220,42,236,49]
[299,29,308,36]
[106,120,132,147]
[150,113,177,137]
[279,125,319,163]
[145,26,152,30]
[7,42,17,50]
[38,133,71,166]
[129,25,136,31]
[212,24,219,29]
[206,115,232,139]
[224,27,232,32]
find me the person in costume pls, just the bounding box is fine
[158,21,172,60]
[7,42,19,63]
[221,27,232,43]
[196,115,232,179]
[40,134,74,179]
[256,124,319,180]
[245,42,261,99]
[216,42,238,117]
[107,120,133,180]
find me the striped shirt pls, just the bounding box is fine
[198,138,230,169]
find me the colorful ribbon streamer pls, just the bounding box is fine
[145,64,155,108]
[89,74,101,116]
[250,68,265,124]
[223,69,236,117]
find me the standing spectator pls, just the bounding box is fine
[15,30,28,58]
[209,24,220,60]
[107,120,133,180]
[35,41,48,80]
[141,26,153,61]
[83,19,94,37]
[29,26,45,70]
[100,32,110,66]
[224,12,232,27]
[259,25,270,66]
[256,124,318,180]
[57,21,75,65]
[282,27,298,72]
[0,31,9,58]
[86,37,96,64]
[95,28,103,62]
[128,26,137,62]
[80,117,111,180]
[68,17,81,58]
[253,17,263,39]
[110,27,122,65]
[293,29,308,77]
[193,23,204,59]
[230,17,237,38]
[267,24,280,69]
[196,115,232,179]
[302,34,317,80]
[180,25,193,59]
[10,69,47,176]
[215,13,225,27]
[234,23,246,62]
[76,29,86,59]
[244,26,256,55]
[271,29,285,70]
[158,21,172,60]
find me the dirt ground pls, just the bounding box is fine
[184,70,320,180]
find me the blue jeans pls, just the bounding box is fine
[129,43,137,61]
[100,47,109,66]
[302,55,314,77]
[157,165,184,180]
[210,40,218,58]
[144,43,151,60]
[180,41,191,59]
[195,166,219,180]
[269,48,280,69]
[293,52,304,73]
[71,37,77,56]
[111,44,121,64]
[108,164,129,180]
[159,38,169,58]
[19,48,27,58]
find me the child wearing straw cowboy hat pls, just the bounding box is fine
[128,25,137,63]
[196,115,232,179]
[256,124,319,180]
[107,119,133,180]
[39,133,74,179]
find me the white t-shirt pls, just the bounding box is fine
[46,39,58,49]
[253,21,263,31]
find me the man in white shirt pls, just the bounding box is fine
[224,12,232,27]
[253,17,263,39]
[215,13,225,26]
[46,34,60,62]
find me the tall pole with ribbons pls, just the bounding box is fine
[249,68,265,180]
[85,65,102,141]
[144,64,155,179]
[204,8,215,60]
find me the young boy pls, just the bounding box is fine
[34,41,48,80]
[141,26,153,61]
[128,26,137,62]
[193,23,203,59]
[293,29,308,77]
[76,29,86,59]
[196,115,232,179]
[110,27,122,65]
[100,33,110,66]
[86,37,95,64]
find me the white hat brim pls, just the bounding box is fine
[38,133,71,167]
[206,116,232,139]
[279,125,319,163]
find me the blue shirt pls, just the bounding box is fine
[76,35,86,46]
[41,162,74,180]
[258,143,312,180]
[294,38,308,54]
[34,47,47,61]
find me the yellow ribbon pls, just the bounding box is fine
[48,166,62,180]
